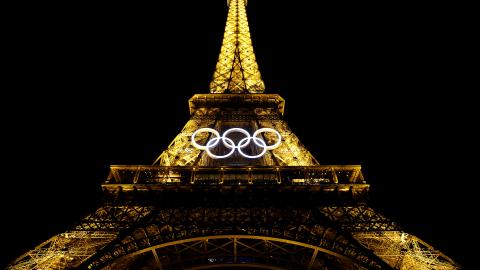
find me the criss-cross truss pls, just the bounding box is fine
[6,0,462,269]
[210,0,265,93]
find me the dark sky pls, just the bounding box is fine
[2,1,474,268]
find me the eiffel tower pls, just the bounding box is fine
[8,1,460,269]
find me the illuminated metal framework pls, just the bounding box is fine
[210,0,265,93]
[155,94,318,167]
[354,232,458,270]
[10,232,116,270]
[9,205,152,269]
[8,164,460,269]
[100,236,368,270]
[105,165,366,186]
[8,0,461,269]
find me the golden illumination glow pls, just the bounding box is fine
[7,1,461,269]
[98,235,363,269]
[210,0,265,93]
[257,113,319,166]
[154,108,217,166]
[354,232,459,269]
[8,232,116,270]
[154,106,318,167]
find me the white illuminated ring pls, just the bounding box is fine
[238,136,267,159]
[191,128,282,159]
[253,128,282,150]
[205,136,236,159]
[223,128,251,149]
[191,128,220,150]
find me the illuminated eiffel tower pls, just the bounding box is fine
[9,0,460,269]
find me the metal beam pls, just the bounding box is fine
[307,249,319,270]
[122,235,357,264]
[151,249,163,270]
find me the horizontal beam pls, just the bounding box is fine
[102,183,370,193]
[105,165,365,186]
[110,165,362,170]
[189,94,285,115]
[124,235,356,265]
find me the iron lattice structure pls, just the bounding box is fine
[8,0,460,269]
[209,0,265,93]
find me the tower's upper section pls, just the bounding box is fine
[209,0,265,94]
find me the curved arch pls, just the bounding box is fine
[84,207,388,269]
[128,235,354,261]
[105,235,363,270]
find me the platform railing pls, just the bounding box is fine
[105,165,365,186]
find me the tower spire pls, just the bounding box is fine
[210,0,265,93]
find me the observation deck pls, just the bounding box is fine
[103,165,369,198]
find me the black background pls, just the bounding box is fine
[2,1,474,268]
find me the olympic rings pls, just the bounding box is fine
[191,128,282,159]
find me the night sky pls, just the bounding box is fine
[2,1,473,268]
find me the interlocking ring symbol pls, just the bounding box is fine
[191,128,282,159]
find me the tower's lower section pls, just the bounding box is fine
[8,166,460,270]
[105,235,367,270]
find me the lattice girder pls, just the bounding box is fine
[154,108,218,166]
[318,206,460,269]
[257,116,318,166]
[9,232,117,270]
[154,97,319,167]
[75,205,152,231]
[354,232,460,270]
[101,236,369,270]
[6,0,462,268]
[8,205,153,270]
[210,0,265,93]
[318,206,400,232]
[82,207,391,269]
